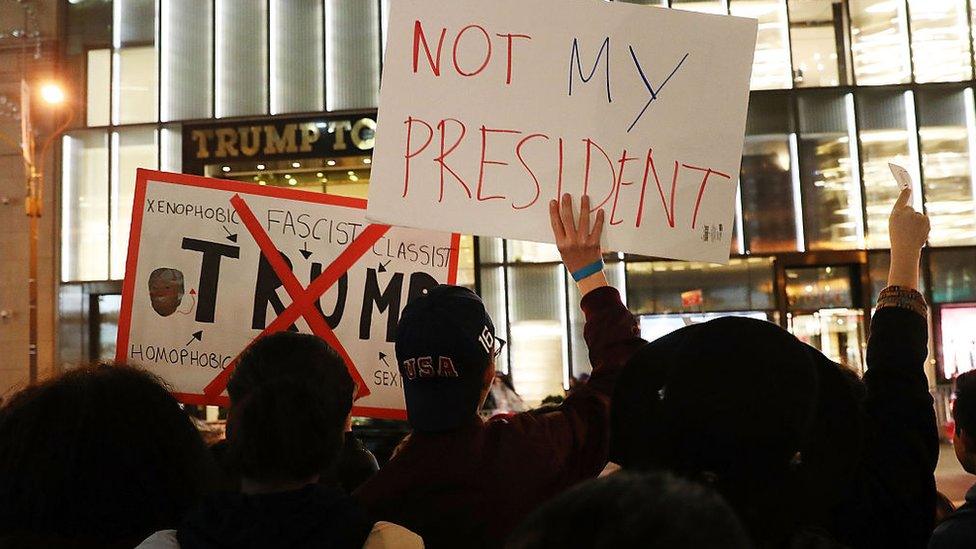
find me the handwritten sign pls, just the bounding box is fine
[366,0,757,264]
[116,169,459,419]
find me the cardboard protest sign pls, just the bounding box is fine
[117,169,459,418]
[367,0,757,264]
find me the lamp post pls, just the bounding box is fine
[0,80,73,383]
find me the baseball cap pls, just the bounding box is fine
[396,285,497,432]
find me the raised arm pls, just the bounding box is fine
[855,186,938,547]
[497,195,644,483]
[548,193,645,395]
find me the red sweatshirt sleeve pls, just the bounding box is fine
[497,286,645,484]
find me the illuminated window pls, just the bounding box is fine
[730,0,792,90]
[670,0,728,15]
[909,0,972,83]
[62,131,110,282]
[797,93,864,250]
[161,0,213,121]
[271,0,324,114]
[787,0,853,87]
[111,128,159,278]
[917,89,976,246]
[849,0,911,85]
[857,89,919,249]
[326,0,381,111]
[740,94,799,252]
[114,46,158,124]
[216,0,268,118]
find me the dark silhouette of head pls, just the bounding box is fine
[507,471,752,549]
[953,371,976,474]
[227,332,354,484]
[610,316,863,545]
[0,364,216,548]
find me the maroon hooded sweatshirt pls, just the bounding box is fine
[353,287,642,549]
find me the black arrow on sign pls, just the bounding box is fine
[222,225,238,243]
[185,330,203,347]
[300,241,313,260]
[379,352,392,368]
[378,260,391,273]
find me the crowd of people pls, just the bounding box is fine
[0,187,967,548]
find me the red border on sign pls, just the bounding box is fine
[116,169,458,422]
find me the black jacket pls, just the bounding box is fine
[832,290,939,548]
[178,484,374,549]
[929,483,976,548]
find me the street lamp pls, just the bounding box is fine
[4,81,74,383]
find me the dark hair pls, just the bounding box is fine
[227,332,354,483]
[0,364,216,547]
[954,371,976,437]
[506,471,752,549]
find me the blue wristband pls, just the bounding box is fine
[571,259,604,282]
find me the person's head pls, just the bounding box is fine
[953,371,976,473]
[148,267,185,317]
[227,331,354,486]
[0,364,216,547]
[610,317,863,544]
[396,284,499,432]
[506,471,752,549]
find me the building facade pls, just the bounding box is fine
[58,0,976,423]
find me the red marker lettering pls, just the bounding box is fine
[453,25,492,77]
[413,21,446,76]
[434,118,471,202]
[582,138,616,211]
[682,164,731,229]
[403,116,434,198]
[610,150,637,226]
[513,133,550,210]
[495,33,532,85]
[477,126,521,201]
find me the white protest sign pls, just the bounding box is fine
[117,169,459,419]
[367,0,757,264]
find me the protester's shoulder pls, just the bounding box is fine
[363,521,424,549]
[930,504,976,549]
[134,530,179,549]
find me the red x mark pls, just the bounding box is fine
[202,194,390,401]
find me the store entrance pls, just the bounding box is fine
[782,260,868,372]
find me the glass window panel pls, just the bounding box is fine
[908,0,971,83]
[785,265,854,309]
[625,258,773,314]
[456,235,476,289]
[788,0,853,87]
[507,240,561,263]
[507,265,567,406]
[867,250,928,302]
[86,49,111,127]
[161,0,213,121]
[380,0,391,58]
[930,248,976,303]
[740,137,798,252]
[917,89,976,246]
[271,0,324,114]
[857,90,917,248]
[478,236,505,264]
[62,131,109,282]
[730,0,792,90]
[216,0,268,118]
[797,93,864,249]
[741,94,798,252]
[671,0,728,15]
[617,0,668,5]
[115,0,156,48]
[326,0,381,111]
[479,266,509,373]
[111,128,159,279]
[161,124,182,172]
[849,0,911,85]
[114,46,158,124]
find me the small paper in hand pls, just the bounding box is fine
[888,163,912,191]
